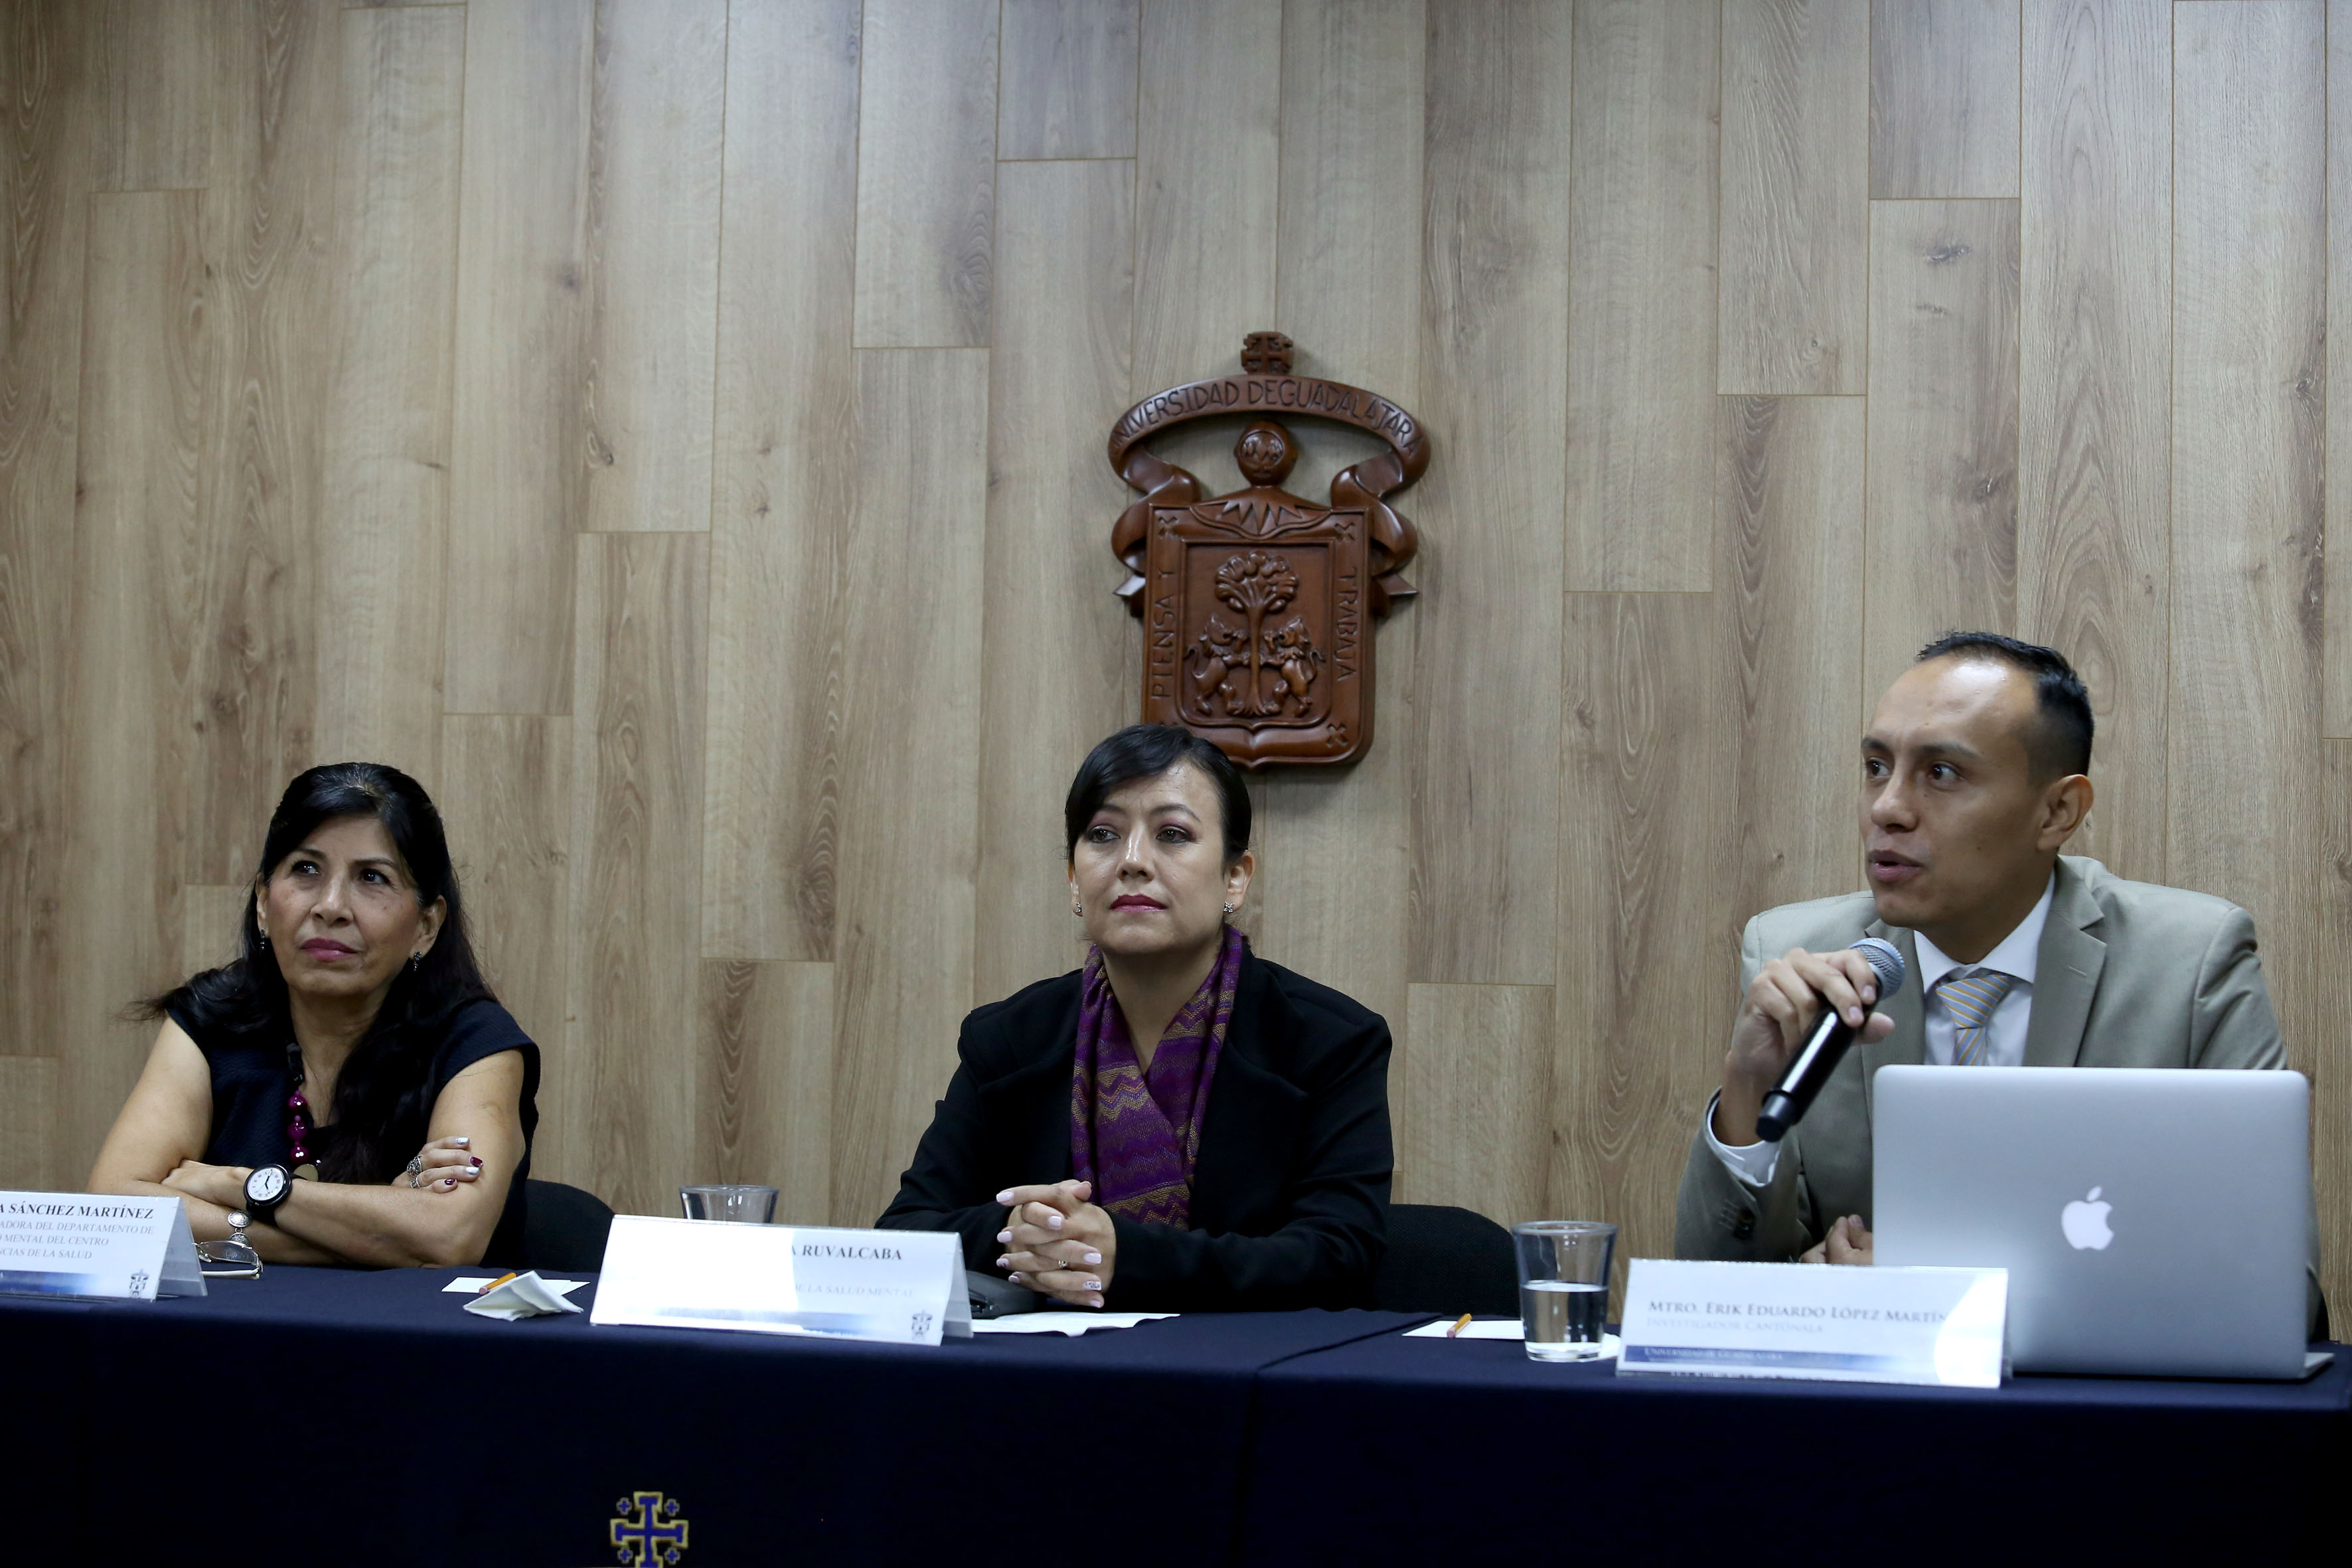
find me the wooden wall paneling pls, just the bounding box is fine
[1408,0,1571,986]
[439,714,572,1083]
[1860,198,2020,699]
[311,5,464,783]
[443,0,591,713]
[61,191,209,1178]
[1556,592,1732,1298]
[1721,396,1870,918]
[999,0,1138,160]
[1870,0,2021,198]
[0,1,98,1062]
[975,160,1134,1004]
[1400,982,1551,1219]
[583,0,726,533]
[698,959,836,1225]
[829,349,988,1227]
[0,1055,57,1188]
[185,0,341,886]
[2319,742,2352,1309]
[851,0,998,348]
[564,534,710,1211]
[1253,0,1421,1086]
[1565,0,1719,593]
[180,884,251,975]
[702,0,860,965]
[1719,0,1870,394]
[2168,5,2327,1128]
[96,0,214,193]
[2327,1,2352,738]
[2019,0,2169,879]
[1133,0,1280,396]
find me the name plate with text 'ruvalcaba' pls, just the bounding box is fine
[0,1190,206,1300]
[590,1217,969,1345]
[1617,1259,2007,1387]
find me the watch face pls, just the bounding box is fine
[246,1165,288,1205]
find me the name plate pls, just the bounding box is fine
[1618,1258,2005,1387]
[0,1191,206,1300]
[589,1217,969,1345]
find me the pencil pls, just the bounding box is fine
[1445,1312,1472,1338]
[476,1271,520,1294]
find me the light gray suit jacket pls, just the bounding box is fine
[1672,855,2321,1324]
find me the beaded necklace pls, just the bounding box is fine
[284,1042,317,1179]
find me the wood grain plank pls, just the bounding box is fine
[562,533,708,1212]
[181,883,250,975]
[185,0,341,885]
[0,1055,56,1188]
[1861,198,2020,700]
[1565,0,1719,591]
[851,0,997,348]
[583,0,726,532]
[2019,0,2169,878]
[443,0,591,712]
[97,0,214,192]
[1871,0,2021,198]
[1556,592,1733,1296]
[439,715,572,1071]
[1719,0,1870,394]
[698,959,834,1225]
[1251,0,1421,1045]
[975,160,1133,1004]
[61,191,209,1180]
[1133,0,1280,396]
[998,0,1137,160]
[313,4,464,783]
[1400,983,1551,1220]
[1408,0,1570,986]
[830,349,988,1227]
[2318,740,2352,1311]
[2327,0,2352,737]
[2168,3,2326,1085]
[0,1,99,1061]
[702,0,860,965]
[1721,396,1870,915]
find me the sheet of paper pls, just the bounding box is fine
[1618,1258,2007,1387]
[464,1270,586,1320]
[443,1276,587,1295]
[1402,1317,1526,1340]
[968,1311,1175,1335]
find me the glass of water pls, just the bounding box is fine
[678,1184,777,1223]
[1514,1220,1616,1361]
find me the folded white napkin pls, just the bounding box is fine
[456,1271,588,1320]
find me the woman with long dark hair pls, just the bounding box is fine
[89,763,539,1268]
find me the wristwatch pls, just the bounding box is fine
[242,1162,292,1226]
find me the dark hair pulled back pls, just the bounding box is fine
[139,762,493,1183]
[1064,724,1253,865]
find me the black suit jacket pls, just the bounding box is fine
[876,951,1393,1311]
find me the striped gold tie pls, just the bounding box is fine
[1939,971,2016,1066]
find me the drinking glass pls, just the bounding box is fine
[678,1184,777,1223]
[1514,1219,1615,1361]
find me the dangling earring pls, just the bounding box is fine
[408,952,423,973]
[1072,900,1083,917]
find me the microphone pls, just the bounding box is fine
[1753,937,1907,1143]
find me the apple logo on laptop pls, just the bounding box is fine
[2061,1186,2114,1251]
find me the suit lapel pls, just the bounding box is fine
[1860,921,1926,1127]
[1190,957,1306,1231]
[2024,862,2106,1067]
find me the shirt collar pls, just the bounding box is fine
[1913,872,2056,994]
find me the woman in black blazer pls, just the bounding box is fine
[878,726,1392,1312]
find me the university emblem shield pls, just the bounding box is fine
[1109,333,1426,768]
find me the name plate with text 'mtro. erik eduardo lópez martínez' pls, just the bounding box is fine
[1617,1258,2009,1387]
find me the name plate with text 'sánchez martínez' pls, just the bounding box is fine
[589,1218,969,1345]
[1616,1258,2007,1387]
[0,1190,206,1300]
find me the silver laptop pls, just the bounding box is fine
[1873,1066,2312,1379]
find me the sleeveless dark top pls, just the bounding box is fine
[169,998,541,1268]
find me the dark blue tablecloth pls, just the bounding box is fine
[1236,1324,2352,1565]
[0,1267,1421,1567]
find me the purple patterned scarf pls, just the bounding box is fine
[1070,925,1247,1228]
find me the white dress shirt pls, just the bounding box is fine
[1704,875,2058,1188]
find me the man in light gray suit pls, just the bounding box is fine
[1676,633,2311,1312]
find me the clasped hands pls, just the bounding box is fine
[994,1178,1115,1308]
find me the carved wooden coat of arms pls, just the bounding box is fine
[1109,333,1425,768]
